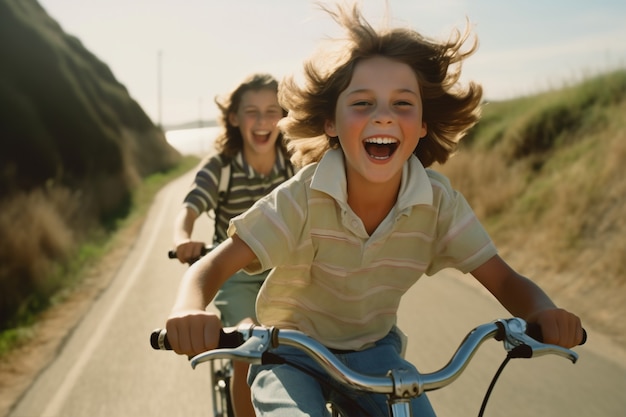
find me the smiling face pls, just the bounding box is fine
[229,88,283,158]
[325,56,427,188]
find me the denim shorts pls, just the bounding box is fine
[213,270,268,326]
[247,326,436,417]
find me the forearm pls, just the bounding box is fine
[473,255,584,347]
[173,207,198,246]
[171,254,227,312]
[471,255,557,319]
[170,235,258,313]
[495,273,557,319]
[171,264,213,312]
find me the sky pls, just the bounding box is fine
[38,0,626,128]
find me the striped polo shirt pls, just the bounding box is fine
[229,148,497,351]
[184,150,292,243]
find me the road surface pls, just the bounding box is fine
[8,169,626,417]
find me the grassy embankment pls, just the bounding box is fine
[0,156,199,358]
[435,68,626,343]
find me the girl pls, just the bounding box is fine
[172,73,293,417]
[166,4,583,416]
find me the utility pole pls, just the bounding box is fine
[198,97,203,128]
[157,50,162,128]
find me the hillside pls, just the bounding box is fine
[435,69,626,343]
[0,0,182,330]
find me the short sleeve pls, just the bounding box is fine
[228,167,313,274]
[183,156,223,214]
[426,172,497,275]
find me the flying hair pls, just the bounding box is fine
[279,1,483,168]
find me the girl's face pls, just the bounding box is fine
[229,88,283,158]
[325,56,427,187]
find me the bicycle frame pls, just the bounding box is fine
[185,318,580,417]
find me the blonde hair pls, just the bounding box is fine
[280,2,482,168]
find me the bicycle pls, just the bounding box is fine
[166,246,235,417]
[151,317,586,416]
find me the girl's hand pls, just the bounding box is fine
[527,308,583,348]
[174,240,206,264]
[166,311,222,356]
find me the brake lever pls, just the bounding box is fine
[497,318,579,363]
[190,325,273,368]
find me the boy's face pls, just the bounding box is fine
[325,56,427,186]
[229,88,283,157]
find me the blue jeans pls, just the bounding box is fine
[248,327,436,416]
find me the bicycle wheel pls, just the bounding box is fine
[209,359,234,417]
[220,360,234,417]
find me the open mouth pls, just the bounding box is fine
[252,130,271,143]
[363,137,399,160]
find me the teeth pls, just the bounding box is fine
[364,137,397,144]
[254,130,270,135]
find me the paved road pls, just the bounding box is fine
[9,170,626,417]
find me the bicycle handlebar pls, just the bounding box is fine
[167,245,215,259]
[150,318,585,399]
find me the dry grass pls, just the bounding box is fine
[436,78,626,344]
[433,151,527,220]
[0,155,198,353]
[0,187,81,325]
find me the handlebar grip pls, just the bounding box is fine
[150,327,244,351]
[167,246,213,260]
[150,328,172,350]
[526,323,587,345]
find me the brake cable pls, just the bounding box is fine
[477,353,513,417]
